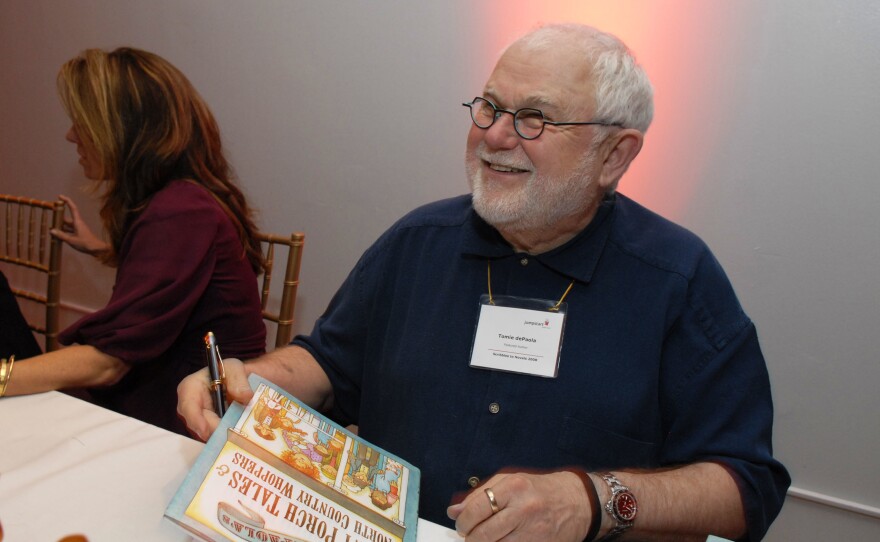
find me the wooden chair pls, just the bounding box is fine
[257,231,304,349]
[0,195,65,351]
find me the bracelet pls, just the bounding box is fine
[565,469,602,542]
[0,358,6,396]
[0,355,15,397]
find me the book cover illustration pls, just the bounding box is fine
[165,374,420,542]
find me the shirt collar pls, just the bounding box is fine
[460,195,616,283]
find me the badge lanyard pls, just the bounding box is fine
[486,260,575,310]
[469,261,574,378]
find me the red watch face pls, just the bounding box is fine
[614,491,638,521]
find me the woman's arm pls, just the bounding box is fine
[2,345,129,396]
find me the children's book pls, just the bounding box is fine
[165,375,420,542]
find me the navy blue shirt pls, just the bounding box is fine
[294,193,789,540]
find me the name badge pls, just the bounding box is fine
[469,294,567,378]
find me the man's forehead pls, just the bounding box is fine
[482,58,595,116]
[482,85,558,110]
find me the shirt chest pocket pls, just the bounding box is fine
[556,416,660,470]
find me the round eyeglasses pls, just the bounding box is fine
[462,97,621,140]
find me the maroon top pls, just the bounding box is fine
[60,180,266,435]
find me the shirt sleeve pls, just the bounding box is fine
[59,191,222,365]
[292,224,403,426]
[293,247,377,426]
[0,271,43,359]
[660,249,791,541]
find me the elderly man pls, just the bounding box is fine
[178,23,789,541]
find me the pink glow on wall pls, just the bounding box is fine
[471,2,750,220]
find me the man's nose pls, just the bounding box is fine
[483,111,520,150]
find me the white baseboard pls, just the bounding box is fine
[787,486,880,520]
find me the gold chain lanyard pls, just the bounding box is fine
[487,260,575,312]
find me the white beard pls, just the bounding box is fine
[466,141,599,234]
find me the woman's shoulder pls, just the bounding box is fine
[142,179,224,220]
[119,180,236,254]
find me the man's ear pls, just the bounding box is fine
[598,129,644,191]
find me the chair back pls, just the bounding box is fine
[0,195,65,351]
[257,231,304,349]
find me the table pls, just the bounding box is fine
[0,391,461,542]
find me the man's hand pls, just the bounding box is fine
[447,470,591,542]
[50,195,110,256]
[177,345,335,442]
[176,358,254,441]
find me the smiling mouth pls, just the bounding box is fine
[486,161,528,173]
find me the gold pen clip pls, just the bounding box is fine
[205,332,225,391]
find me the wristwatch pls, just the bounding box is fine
[599,472,637,539]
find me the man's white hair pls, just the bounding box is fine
[509,23,654,133]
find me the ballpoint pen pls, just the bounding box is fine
[204,332,227,417]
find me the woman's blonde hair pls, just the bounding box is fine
[57,47,265,272]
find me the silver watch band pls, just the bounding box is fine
[598,472,637,540]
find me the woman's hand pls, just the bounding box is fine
[50,195,110,256]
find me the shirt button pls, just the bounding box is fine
[520,257,529,266]
[467,476,480,488]
[488,402,500,414]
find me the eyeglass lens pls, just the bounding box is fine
[468,98,545,140]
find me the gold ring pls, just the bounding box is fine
[484,487,501,514]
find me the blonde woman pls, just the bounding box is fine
[2,48,267,435]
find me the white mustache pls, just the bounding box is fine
[476,144,533,172]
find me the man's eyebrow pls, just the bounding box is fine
[523,95,557,110]
[482,89,560,113]
[481,89,502,106]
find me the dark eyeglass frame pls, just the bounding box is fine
[463,97,622,140]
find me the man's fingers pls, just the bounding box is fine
[219,358,254,405]
[176,368,217,441]
[176,398,212,440]
[176,359,253,441]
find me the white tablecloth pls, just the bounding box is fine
[0,391,460,542]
